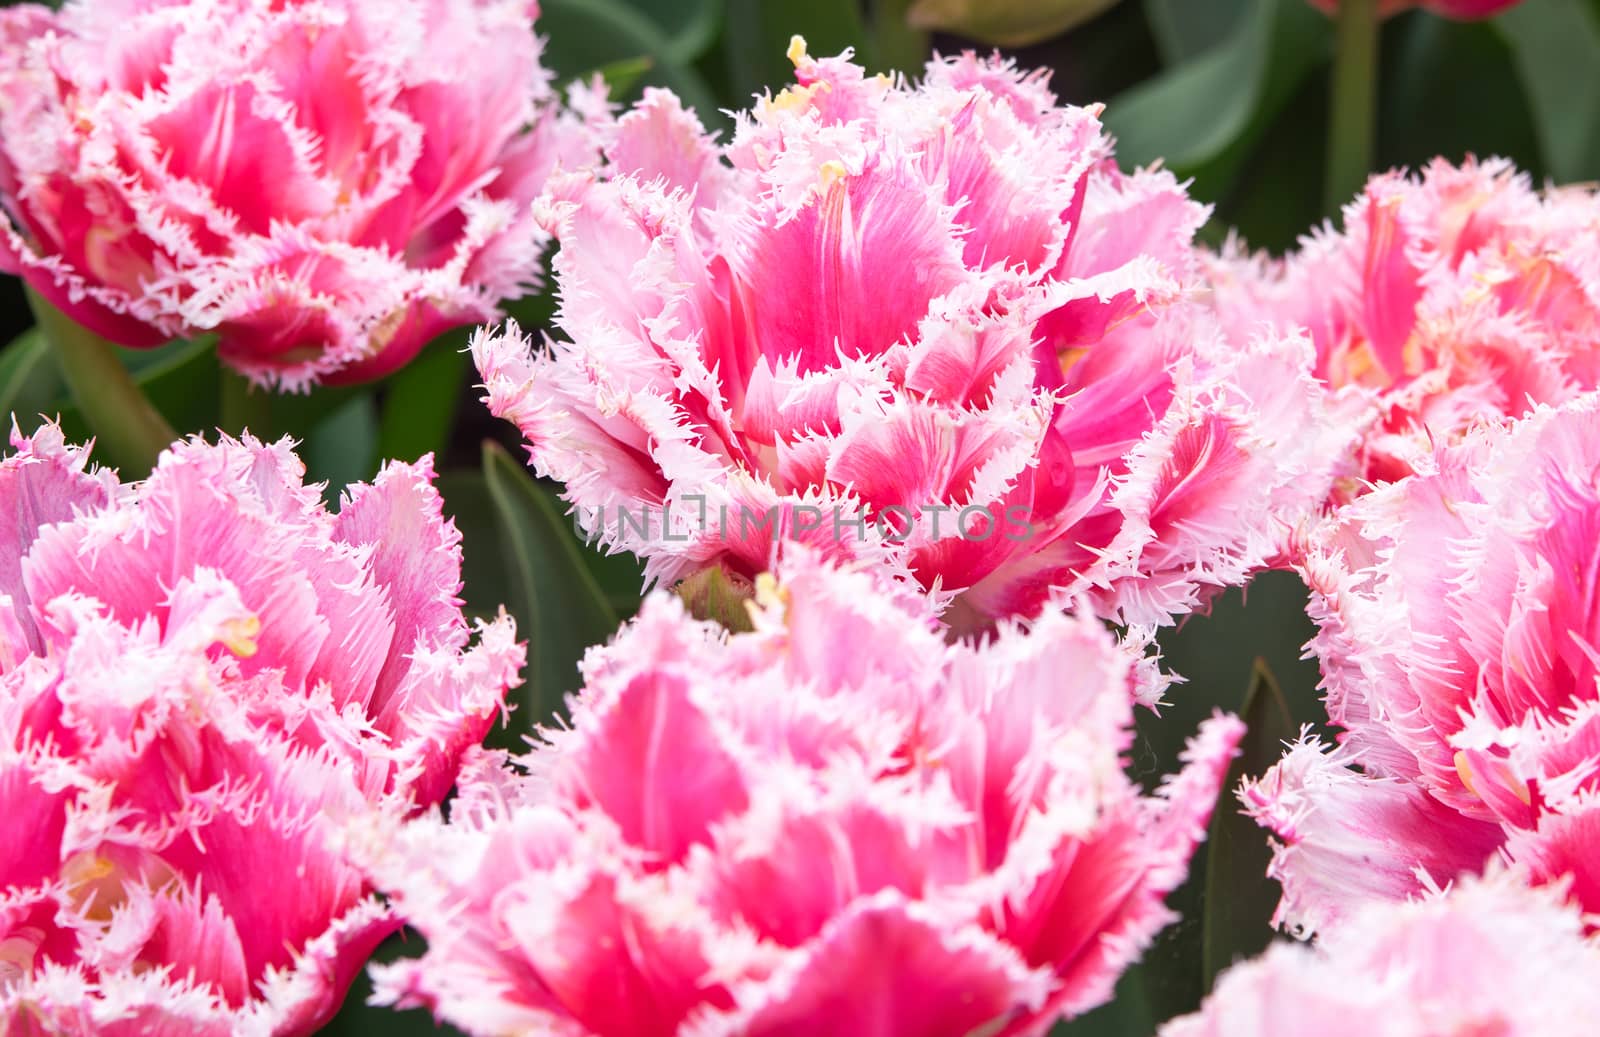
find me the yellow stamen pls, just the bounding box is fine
[753,571,788,611]
[220,614,261,658]
[787,35,809,68]
[62,853,122,923]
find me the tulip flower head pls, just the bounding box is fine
[1163,872,1600,1037]
[0,426,523,1034]
[475,44,1348,629]
[1210,159,1600,490]
[370,553,1244,1037]
[0,0,598,387]
[1245,394,1600,935]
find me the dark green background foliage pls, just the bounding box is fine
[3,0,1599,1032]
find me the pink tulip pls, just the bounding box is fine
[475,45,1347,630]
[0,0,598,388]
[1162,872,1600,1037]
[1245,393,1600,935]
[368,552,1244,1037]
[1210,158,1600,491]
[0,425,523,1033]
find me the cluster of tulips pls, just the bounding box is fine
[2,1,1599,1035]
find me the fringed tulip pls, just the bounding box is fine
[0,426,523,1034]
[369,553,1244,1037]
[475,45,1347,629]
[1246,394,1600,935]
[0,0,598,388]
[1162,873,1600,1037]
[1210,158,1600,490]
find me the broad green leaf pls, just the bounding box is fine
[1495,0,1600,182]
[26,286,175,476]
[540,0,720,120]
[482,440,622,720]
[52,335,218,448]
[206,367,363,446]
[1207,70,1327,253]
[0,329,63,431]
[904,0,1120,48]
[1105,0,1328,174]
[1096,571,1325,1028]
[597,54,657,97]
[1144,0,1252,64]
[1201,659,1294,991]
[136,337,222,435]
[118,335,211,374]
[218,366,273,440]
[377,336,469,465]
[436,470,509,623]
[624,0,722,60]
[1381,14,1543,178]
[304,394,377,497]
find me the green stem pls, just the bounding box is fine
[1325,0,1379,217]
[219,367,272,440]
[872,0,930,76]
[26,285,175,478]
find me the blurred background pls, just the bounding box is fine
[3,0,1598,1033]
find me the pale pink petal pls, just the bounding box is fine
[372,551,1236,1035]
[477,48,1339,629]
[0,0,597,386]
[1162,872,1600,1037]
[0,428,514,1034]
[1243,737,1505,936]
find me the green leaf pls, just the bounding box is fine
[26,285,176,477]
[1380,14,1544,179]
[377,336,469,465]
[132,337,221,436]
[1105,0,1328,174]
[903,0,1118,49]
[218,366,273,440]
[1144,0,1252,64]
[1208,70,1327,254]
[540,0,720,119]
[304,394,378,497]
[0,329,64,432]
[51,335,220,448]
[482,440,623,721]
[1495,0,1600,182]
[1200,658,1294,991]
[596,54,657,97]
[723,0,873,105]
[623,0,722,60]
[436,470,509,623]
[261,384,364,443]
